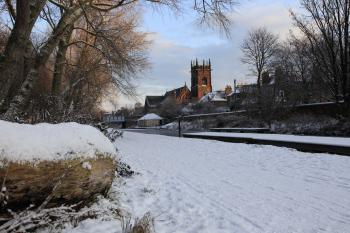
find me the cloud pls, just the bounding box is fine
[112,0,300,108]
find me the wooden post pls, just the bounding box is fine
[178,116,182,137]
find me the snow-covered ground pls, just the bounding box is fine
[160,121,197,131]
[184,131,350,147]
[115,132,350,233]
[61,131,350,233]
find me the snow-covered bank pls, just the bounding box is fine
[115,132,350,233]
[184,131,350,147]
[0,120,117,163]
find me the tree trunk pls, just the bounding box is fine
[346,72,350,113]
[0,157,116,212]
[0,0,47,112]
[52,26,73,96]
[3,8,83,121]
[257,71,262,111]
[0,1,31,109]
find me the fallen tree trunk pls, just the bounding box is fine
[0,120,118,213]
[0,156,116,212]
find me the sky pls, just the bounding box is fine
[103,0,302,110]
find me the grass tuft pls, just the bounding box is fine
[122,212,155,233]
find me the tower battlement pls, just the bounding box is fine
[191,59,211,69]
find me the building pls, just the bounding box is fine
[144,85,191,113]
[164,85,191,104]
[190,59,212,100]
[102,112,126,128]
[144,59,213,113]
[144,96,166,113]
[200,91,230,111]
[137,113,163,127]
[227,76,287,110]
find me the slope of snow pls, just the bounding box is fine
[0,120,117,164]
[211,127,269,130]
[160,121,199,131]
[185,132,350,147]
[114,132,350,233]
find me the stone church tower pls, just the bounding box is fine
[190,59,212,100]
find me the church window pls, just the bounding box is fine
[202,77,208,85]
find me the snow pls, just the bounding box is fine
[160,121,178,130]
[0,120,117,164]
[138,113,163,121]
[200,92,227,102]
[81,161,92,170]
[181,103,195,114]
[296,101,344,107]
[184,132,350,147]
[181,110,245,119]
[113,132,350,233]
[160,121,196,131]
[43,195,125,233]
[211,127,270,131]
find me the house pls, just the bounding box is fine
[227,81,255,109]
[227,75,287,110]
[200,91,227,104]
[137,113,163,127]
[199,91,230,111]
[164,85,191,105]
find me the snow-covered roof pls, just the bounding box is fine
[138,113,163,121]
[200,92,227,103]
[0,120,117,164]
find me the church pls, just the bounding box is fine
[144,59,213,113]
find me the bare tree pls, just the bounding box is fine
[276,35,316,104]
[241,27,279,95]
[291,0,350,108]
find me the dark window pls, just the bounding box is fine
[202,77,208,85]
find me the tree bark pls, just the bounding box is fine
[4,8,83,121]
[0,1,30,108]
[0,0,46,112]
[52,26,74,96]
[0,157,116,212]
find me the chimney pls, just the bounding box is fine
[234,79,237,93]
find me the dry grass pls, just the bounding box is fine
[122,212,155,233]
[0,204,99,233]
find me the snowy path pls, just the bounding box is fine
[116,132,350,233]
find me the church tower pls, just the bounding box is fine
[190,59,212,100]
